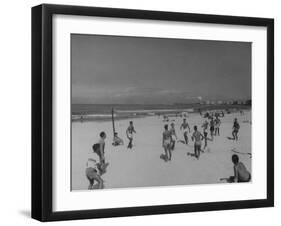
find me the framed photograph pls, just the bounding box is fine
[32,4,274,221]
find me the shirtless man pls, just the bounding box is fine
[180,118,190,145]
[169,122,177,150]
[214,117,221,136]
[230,154,251,182]
[92,132,106,165]
[209,117,215,139]
[162,124,172,161]
[191,126,204,159]
[92,131,107,175]
[112,132,124,146]
[126,121,136,149]
[203,131,213,151]
[201,120,209,133]
[232,118,240,141]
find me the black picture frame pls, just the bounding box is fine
[32,4,274,222]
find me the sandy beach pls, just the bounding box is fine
[71,110,251,190]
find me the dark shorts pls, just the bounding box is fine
[92,143,101,157]
[210,126,214,131]
[194,143,201,150]
[86,167,98,181]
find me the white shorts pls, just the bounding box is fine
[163,139,171,147]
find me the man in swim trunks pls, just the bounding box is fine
[126,121,136,149]
[191,126,204,159]
[85,158,104,189]
[214,117,221,136]
[209,117,215,139]
[202,131,213,151]
[232,118,240,141]
[169,122,177,150]
[201,120,209,133]
[180,118,190,145]
[162,124,172,161]
[229,154,251,182]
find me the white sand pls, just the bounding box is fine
[71,111,251,190]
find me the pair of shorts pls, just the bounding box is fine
[86,167,98,180]
[92,143,101,156]
[163,139,171,147]
[194,142,201,150]
[210,126,214,131]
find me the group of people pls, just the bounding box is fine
[112,121,137,148]
[161,118,210,161]
[85,121,137,189]
[160,112,249,182]
[85,110,246,189]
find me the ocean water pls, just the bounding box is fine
[71,103,250,122]
[72,103,198,115]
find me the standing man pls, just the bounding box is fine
[180,118,190,145]
[170,122,177,150]
[232,118,240,141]
[126,121,136,149]
[201,120,209,133]
[162,124,172,161]
[191,126,204,159]
[214,117,221,136]
[209,117,215,139]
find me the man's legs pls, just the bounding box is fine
[127,138,132,148]
[87,177,94,190]
[168,145,172,160]
[92,173,104,189]
[194,144,197,158]
[184,132,188,144]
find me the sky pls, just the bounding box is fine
[71,34,251,104]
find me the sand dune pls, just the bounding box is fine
[71,111,251,190]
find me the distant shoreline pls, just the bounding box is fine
[72,104,251,122]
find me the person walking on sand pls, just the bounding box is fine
[203,131,213,151]
[126,121,136,149]
[191,126,204,159]
[92,131,108,175]
[162,124,172,161]
[180,118,190,145]
[209,117,215,138]
[214,117,221,136]
[232,118,240,141]
[170,122,177,150]
[85,158,104,189]
[201,120,209,133]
